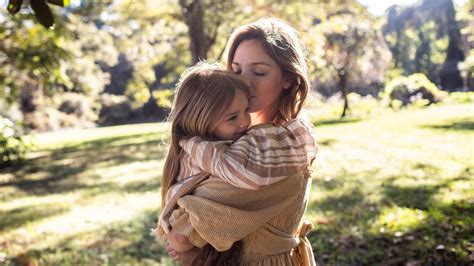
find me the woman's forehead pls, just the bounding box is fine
[233,40,275,66]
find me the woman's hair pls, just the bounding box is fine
[225,17,310,124]
[161,62,248,208]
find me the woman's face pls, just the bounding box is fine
[231,39,291,124]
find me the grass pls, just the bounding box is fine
[0,102,473,265]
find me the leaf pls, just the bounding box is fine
[30,0,55,29]
[47,0,71,7]
[7,0,23,15]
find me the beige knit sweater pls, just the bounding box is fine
[159,119,317,265]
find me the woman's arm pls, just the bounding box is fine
[180,119,316,190]
[169,172,307,251]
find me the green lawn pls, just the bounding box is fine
[0,103,473,265]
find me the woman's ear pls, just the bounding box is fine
[283,77,293,90]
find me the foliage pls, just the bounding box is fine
[309,2,391,116]
[457,0,474,85]
[7,0,71,28]
[0,116,33,166]
[383,73,447,108]
[383,0,465,90]
[0,0,471,132]
[153,89,174,110]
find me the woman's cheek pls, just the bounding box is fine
[248,97,260,112]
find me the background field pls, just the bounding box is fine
[1,102,472,265]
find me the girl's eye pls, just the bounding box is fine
[228,115,237,121]
[254,72,266,76]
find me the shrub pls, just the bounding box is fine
[98,93,134,125]
[57,93,97,120]
[383,73,447,108]
[56,93,98,129]
[0,116,33,167]
[153,89,174,110]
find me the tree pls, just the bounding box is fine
[179,0,238,64]
[313,3,391,117]
[384,0,465,91]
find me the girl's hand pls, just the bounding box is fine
[166,242,200,266]
[166,229,193,252]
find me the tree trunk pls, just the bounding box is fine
[338,68,349,118]
[180,0,210,64]
[440,0,465,91]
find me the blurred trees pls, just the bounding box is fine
[383,0,467,91]
[0,0,472,135]
[311,1,391,117]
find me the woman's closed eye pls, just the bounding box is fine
[254,72,266,76]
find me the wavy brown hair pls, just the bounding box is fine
[225,17,310,124]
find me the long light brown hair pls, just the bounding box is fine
[161,62,249,207]
[224,17,310,124]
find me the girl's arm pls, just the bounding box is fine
[180,119,317,190]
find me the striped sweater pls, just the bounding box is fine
[157,118,317,236]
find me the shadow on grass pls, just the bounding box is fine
[9,210,168,265]
[308,164,473,265]
[313,118,362,127]
[0,132,169,198]
[0,204,70,232]
[421,118,474,131]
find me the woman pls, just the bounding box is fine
[165,17,317,265]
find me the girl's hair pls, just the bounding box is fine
[161,62,248,208]
[225,17,310,124]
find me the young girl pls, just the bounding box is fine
[156,61,316,263]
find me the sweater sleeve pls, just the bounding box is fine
[169,171,308,251]
[179,119,317,190]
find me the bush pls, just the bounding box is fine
[24,108,63,132]
[0,116,33,167]
[56,93,98,129]
[98,94,134,125]
[383,73,447,108]
[57,93,97,121]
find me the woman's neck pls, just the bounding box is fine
[250,106,278,126]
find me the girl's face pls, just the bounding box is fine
[231,39,291,124]
[211,89,250,140]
